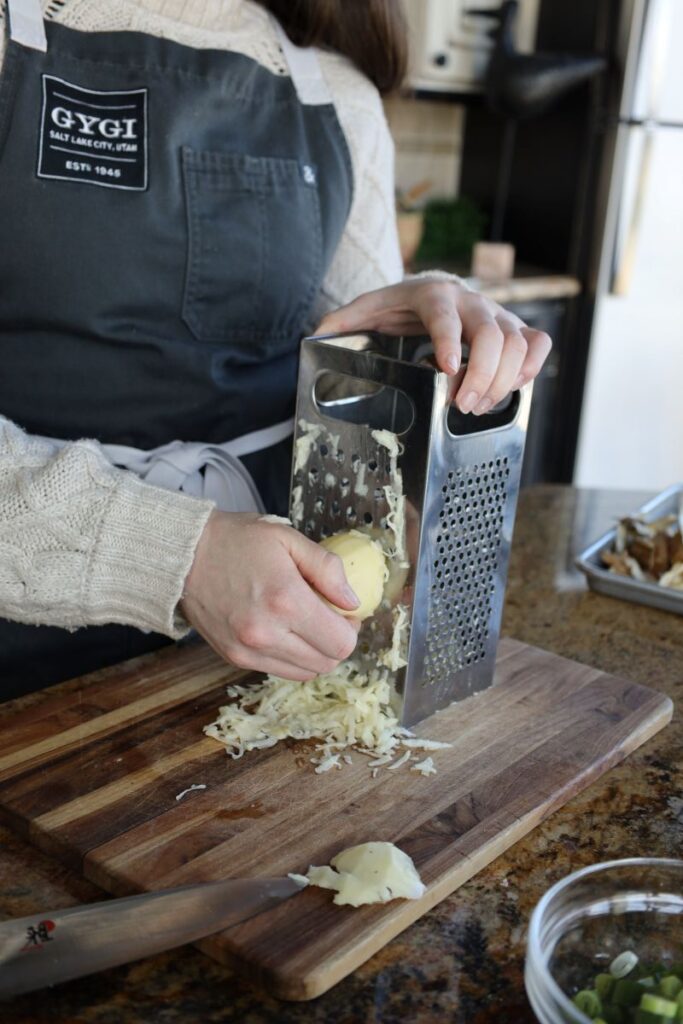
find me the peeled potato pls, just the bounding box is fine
[297,842,426,907]
[319,530,386,620]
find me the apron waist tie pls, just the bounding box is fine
[39,417,295,515]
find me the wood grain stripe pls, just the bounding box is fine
[0,670,228,780]
[32,739,216,830]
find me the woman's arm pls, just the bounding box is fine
[0,416,213,637]
[0,418,359,680]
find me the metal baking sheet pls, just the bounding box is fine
[575,483,683,616]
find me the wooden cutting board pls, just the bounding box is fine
[0,638,672,1000]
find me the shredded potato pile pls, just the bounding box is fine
[204,660,450,774]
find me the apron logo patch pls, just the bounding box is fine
[37,75,148,191]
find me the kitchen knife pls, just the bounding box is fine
[0,875,305,998]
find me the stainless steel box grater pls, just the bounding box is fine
[290,332,532,727]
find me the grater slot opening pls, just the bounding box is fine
[446,391,520,437]
[314,371,415,435]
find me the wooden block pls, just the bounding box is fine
[471,241,516,281]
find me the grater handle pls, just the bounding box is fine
[440,376,532,440]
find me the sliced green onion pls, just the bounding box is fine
[600,1007,626,1024]
[596,973,617,1000]
[635,1009,674,1024]
[571,953,683,1024]
[611,952,639,979]
[574,989,603,1016]
[659,978,683,1000]
[639,994,678,1018]
[613,979,646,1007]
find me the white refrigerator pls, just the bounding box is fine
[574,0,683,491]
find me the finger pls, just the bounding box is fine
[288,622,358,671]
[226,645,320,683]
[226,599,358,676]
[472,318,527,414]
[191,624,320,683]
[409,282,462,374]
[289,532,360,611]
[455,300,505,412]
[254,564,360,662]
[277,632,345,677]
[514,327,553,388]
[294,588,361,662]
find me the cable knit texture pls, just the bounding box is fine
[0,419,214,636]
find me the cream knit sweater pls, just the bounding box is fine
[0,0,405,639]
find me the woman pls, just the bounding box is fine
[0,0,551,698]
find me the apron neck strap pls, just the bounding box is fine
[7,0,47,51]
[5,4,332,106]
[270,16,332,107]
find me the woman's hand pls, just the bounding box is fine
[180,512,360,682]
[315,278,552,415]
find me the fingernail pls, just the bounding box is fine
[473,397,493,416]
[513,374,526,390]
[459,390,479,414]
[446,354,460,374]
[343,584,360,608]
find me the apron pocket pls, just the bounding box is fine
[181,147,323,357]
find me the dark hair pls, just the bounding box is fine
[255,0,408,94]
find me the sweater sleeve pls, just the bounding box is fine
[0,417,214,638]
[312,53,404,320]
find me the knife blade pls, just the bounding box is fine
[0,875,305,998]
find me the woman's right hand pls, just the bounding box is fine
[180,512,361,681]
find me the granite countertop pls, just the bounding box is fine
[1,485,681,1024]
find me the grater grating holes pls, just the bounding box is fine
[423,458,510,695]
[296,434,394,540]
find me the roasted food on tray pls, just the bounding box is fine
[601,510,683,590]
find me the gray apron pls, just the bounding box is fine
[0,7,353,697]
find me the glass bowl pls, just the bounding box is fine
[525,858,683,1023]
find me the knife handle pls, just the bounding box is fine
[0,877,302,998]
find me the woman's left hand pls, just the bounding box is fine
[315,278,552,415]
